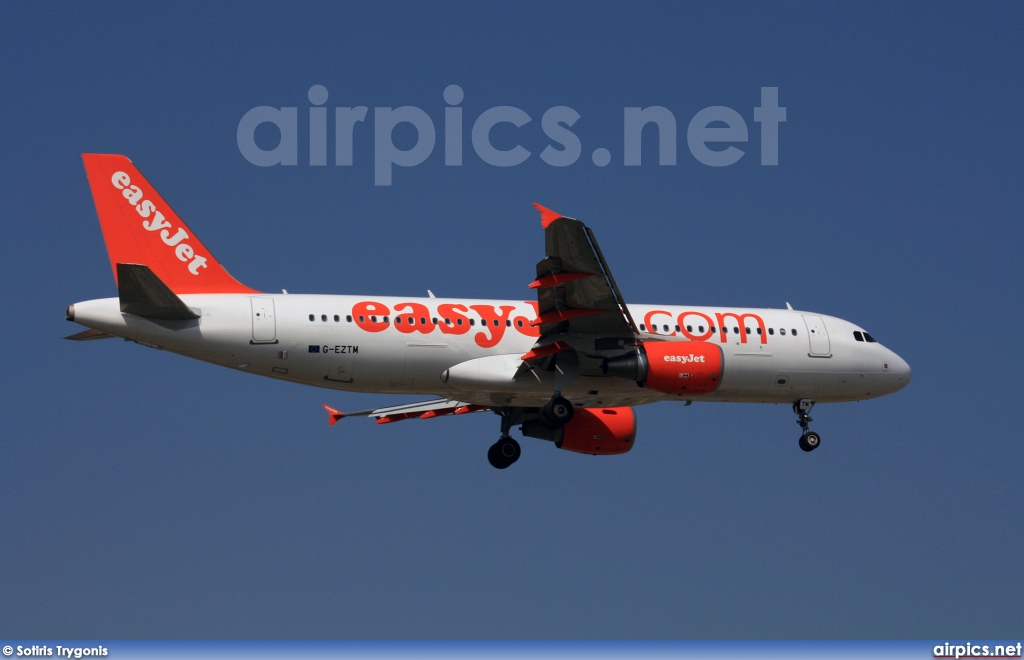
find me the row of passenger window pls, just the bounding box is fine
[308,312,879,345]
[639,323,799,337]
[307,313,526,328]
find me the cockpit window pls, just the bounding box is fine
[864,332,877,343]
[854,331,864,342]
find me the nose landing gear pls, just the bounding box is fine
[794,399,821,452]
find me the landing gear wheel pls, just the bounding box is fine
[487,436,521,469]
[792,399,819,452]
[799,431,821,452]
[542,396,574,429]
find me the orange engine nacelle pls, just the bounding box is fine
[557,407,637,455]
[642,341,723,395]
[602,341,723,396]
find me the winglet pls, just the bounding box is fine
[322,404,345,426]
[533,203,563,228]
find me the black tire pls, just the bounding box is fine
[487,443,504,468]
[488,437,521,469]
[542,396,574,429]
[799,432,821,452]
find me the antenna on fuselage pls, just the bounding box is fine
[786,302,794,310]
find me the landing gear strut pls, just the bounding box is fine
[488,411,521,469]
[794,399,821,452]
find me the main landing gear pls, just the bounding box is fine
[542,394,574,429]
[487,395,576,469]
[794,399,821,452]
[488,436,521,469]
[488,411,522,469]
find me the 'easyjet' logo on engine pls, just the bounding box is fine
[111,171,208,275]
[664,354,706,363]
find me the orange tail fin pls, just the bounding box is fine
[82,154,257,294]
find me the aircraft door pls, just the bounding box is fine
[802,315,830,356]
[251,297,277,343]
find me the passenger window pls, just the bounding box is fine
[768,328,774,335]
[383,316,389,323]
[494,320,500,327]
[780,328,786,335]
[421,317,427,325]
[346,315,352,323]
[433,318,439,325]
[854,331,864,342]
[358,315,365,323]
[756,327,762,335]
[333,315,340,322]
[321,314,327,322]
[699,325,705,333]
[370,316,376,323]
[663,324,669,332]
[470,319,476,326]
[745,327,751,334]
[457,318,463,325]
[396,317,402,324]
[308,314,314,322]
[505,320,511,327]
[675,325,681,332]
[686,325,693,332]
[640,324,646,331]
[792,329,798,336]
[517,320,524,327]
[722,327,728,334]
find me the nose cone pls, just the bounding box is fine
[889,351,912,392]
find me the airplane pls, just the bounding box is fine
[66,154,912,469]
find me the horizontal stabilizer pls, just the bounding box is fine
[117,263,200,321]
[64,328,115,341]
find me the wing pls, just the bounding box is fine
[322,399,488,426]
[519,205,641,377]
[530,204,638,338]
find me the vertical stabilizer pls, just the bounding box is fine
[82,154,257,294]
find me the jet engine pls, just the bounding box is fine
[522,406,637,455]
[602,341,723,395]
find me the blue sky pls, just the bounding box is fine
[1,2,1022,639]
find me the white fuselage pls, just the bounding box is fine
[70,293,912,408]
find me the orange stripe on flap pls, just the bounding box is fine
[521,341,571,361]
[528,272,594,289]
[530,308,604,326]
